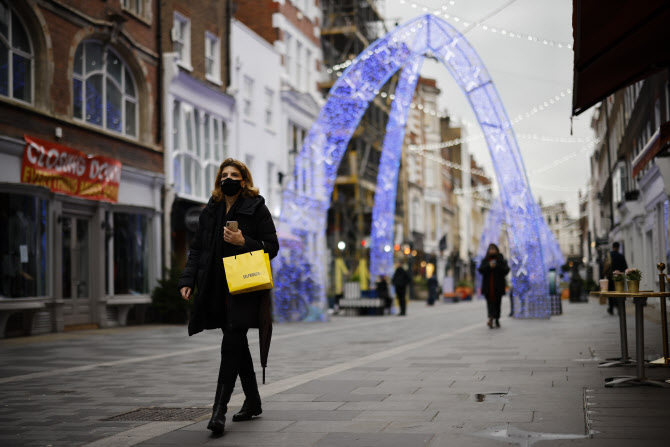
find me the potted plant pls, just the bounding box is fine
[625,268,642,293]
[612,270,625,292]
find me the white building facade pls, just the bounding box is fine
[231,19,283,216]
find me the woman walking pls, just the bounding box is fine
[178,158,279,436]
[478,244,509,328]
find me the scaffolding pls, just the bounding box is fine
[320,0,398,283]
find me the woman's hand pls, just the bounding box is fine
[223,226,246,246]
[180,287,192,301]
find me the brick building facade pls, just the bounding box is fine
[0,0,163,337]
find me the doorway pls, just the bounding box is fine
[61,215,92,327]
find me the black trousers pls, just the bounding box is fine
[218,328,255,385]
[396,287,407,315]
[486,297,501,319]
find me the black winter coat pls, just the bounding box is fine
[178,194,279,336]
[478,253,510,300]
[392,267,411,289]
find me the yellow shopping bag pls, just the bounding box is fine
[223,249,273,295]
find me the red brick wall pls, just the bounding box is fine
[162,0,231,88]
[235,0,320,46]
[1,0,162,171]
[233,0,280,45]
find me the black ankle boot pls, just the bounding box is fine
[207,381,234,435]
[232,374,262,422]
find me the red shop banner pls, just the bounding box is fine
[21,135,122,203]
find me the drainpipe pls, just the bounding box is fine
[604,102,615,232]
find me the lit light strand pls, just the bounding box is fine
[395,0,572,50]
[529,139,600,176]
[281,14,551,320]
[408,88,573,151]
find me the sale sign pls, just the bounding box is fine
[21,135,122,203]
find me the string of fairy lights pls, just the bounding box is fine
[407,88,574,151]
[398,0,572,49]
[325,0,571,74]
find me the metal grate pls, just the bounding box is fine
[104,407,211,422]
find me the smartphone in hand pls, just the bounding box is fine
[225,221,238,232]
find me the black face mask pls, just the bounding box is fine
[220,178,243,197]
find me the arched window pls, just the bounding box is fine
[0,1,33,103]
[73,41,137,137]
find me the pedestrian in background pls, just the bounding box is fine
[179,158,279,436]
[427,274,439,306]
[376,275,391,314]
[603,241,628,315]
[392,264,411,316]
[478,244,510,328]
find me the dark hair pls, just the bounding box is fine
[211,158,259,202]
[612,242,620,250]
[487,243,500,254]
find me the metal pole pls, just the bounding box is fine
[653,263,669,365]
[634,297,646,381]
[618,298,629,362]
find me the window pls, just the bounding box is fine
[243,76,254,117]
[305,49,312,91]
[73,41,138,137]
[122,0,143,17]
[0,192,47,298]
[0,1,33,103]
[245,154,254,178]
[264,88,274,127]
[205,32,220,83]
[113,213,150,294]
[172,12,191,68]
[425,155,435,187]
[411,198,421,232]
[295,40,302,88]
[172,99,228,201]
[285,32,292,79]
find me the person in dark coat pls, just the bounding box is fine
[178,158,279,436]
[392,264,411,316]
[478,243,510,328]
[376,275,391,314]
[427,275,439,306]
[604,241,628,315]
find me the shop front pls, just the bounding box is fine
[0,135,163,337]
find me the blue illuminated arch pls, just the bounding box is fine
[278,14,550,320]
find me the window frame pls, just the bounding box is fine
[171,98,229,202]
[122,0,143,18]
[172,12,192,70]
[204,31,221,84]
[264,88,274,128]
[243,76,254,118]
[71,40,139,138]
[0,4,34,104]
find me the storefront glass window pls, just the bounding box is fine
[113,213,149,295]
[0,192,47,298]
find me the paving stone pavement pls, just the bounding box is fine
[1,296,669,447]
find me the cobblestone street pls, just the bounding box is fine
[1,298,669,447]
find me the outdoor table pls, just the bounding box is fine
[594,291,670,387]
[590,291,634,368]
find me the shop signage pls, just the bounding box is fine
[21,135,122,203]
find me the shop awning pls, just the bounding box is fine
[572,0,670,116]
[632,121,670,177]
